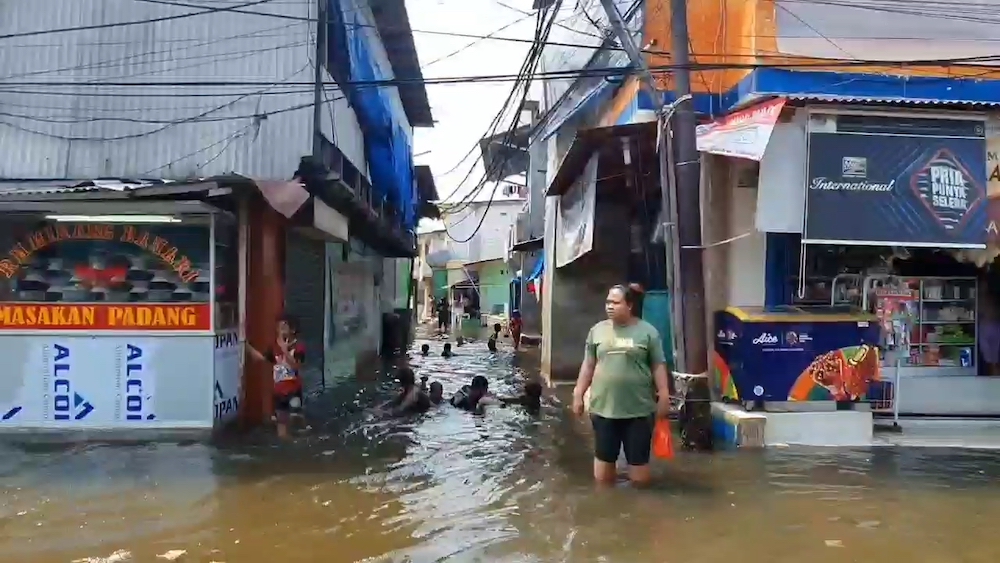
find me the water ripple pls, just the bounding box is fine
[4,334,1000,561]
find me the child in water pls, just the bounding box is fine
[381,367,430,415]
[420,344,430,356]
[442,342,454,358]
[428,381,444,405]
[509,311,522,351]
[499,381,544,413]
[246,315,307,439]
[450,375,497,411]
[487,323,502,352]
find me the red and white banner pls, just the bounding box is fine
[696,98,786,161]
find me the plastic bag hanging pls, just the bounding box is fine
[652,418,675,460]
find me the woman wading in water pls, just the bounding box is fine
[572,283,671,486]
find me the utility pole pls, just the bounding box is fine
[599,0,712,447]
[598,0,655,93]
[669,0,712,449]
[311,0,328,158]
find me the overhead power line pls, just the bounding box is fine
[4,53,1000,91]
[0,0,276,40]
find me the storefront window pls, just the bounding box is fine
[214,216,239,330]
[0,216,209,304]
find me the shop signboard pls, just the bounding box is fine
[986,132,1000,243]
[696,97,786,161]
[804,123,988,247]
[0,335,213,429]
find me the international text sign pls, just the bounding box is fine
[0,303,210,330]
[804,132,988,246]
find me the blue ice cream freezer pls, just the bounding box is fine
[712,306,882,405]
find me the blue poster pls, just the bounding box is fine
[804,132,988,246]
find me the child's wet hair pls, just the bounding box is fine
[493,323,502,332]
[429,381,443,392]
[396,367,416,387]
[443,342,452,350]
[471,375,489,390]
[421,343,430,352]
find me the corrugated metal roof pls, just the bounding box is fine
[786,94,1000,107]
[0,0,319,180]
[0,179,169,196]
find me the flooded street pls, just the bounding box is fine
[3,335,1000,562]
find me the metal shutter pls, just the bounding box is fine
[284,231,326,392]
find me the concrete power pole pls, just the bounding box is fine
[601,0,712,448]
[666,0,712,450]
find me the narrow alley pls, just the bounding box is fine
[2,335,1000,563]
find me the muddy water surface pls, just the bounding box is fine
[2,335,999,562]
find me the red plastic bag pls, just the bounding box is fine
[652,417,675,460]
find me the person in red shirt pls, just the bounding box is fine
[509,311,523,351]
[248,315,306,439]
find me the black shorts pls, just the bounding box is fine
[273,390,304,414]
[590,414,655,466]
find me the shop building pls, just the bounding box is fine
[0,0,434,434]
[532,0,1000,443]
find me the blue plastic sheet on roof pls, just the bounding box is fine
[330,2,417,228]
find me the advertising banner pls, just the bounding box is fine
[712,311,883,403]
[696,97,786,161]
[986,131,1000,243]
[0,335,213,430]
[555,154,598,268]
[804,132,988,247]
[213,331,241,423]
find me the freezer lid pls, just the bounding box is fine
[725,306,876,323]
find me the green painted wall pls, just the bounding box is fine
[431,269,448,300]
[477,261,511,316]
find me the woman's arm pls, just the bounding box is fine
[648,330,671,417]
[653,363,672,417]
[572,328,598,413]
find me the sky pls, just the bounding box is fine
[405,0,539,204]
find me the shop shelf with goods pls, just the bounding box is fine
[862,276,977,376]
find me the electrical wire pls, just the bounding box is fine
[0,63,313,142]
[434,5,554,185]
[422,12,538,68]
[0,0,277,40]
[435,4,555,219]
[0,21,306,81]
[22,0,673,58]
[445,8,547,204]
[445,0,565,245]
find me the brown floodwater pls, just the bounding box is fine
[2,334,1000,562]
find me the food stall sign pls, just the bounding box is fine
[0,223,201,282]
[0,303,210,330]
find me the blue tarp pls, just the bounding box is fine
[526,252,544,282]
[330,1,417,228]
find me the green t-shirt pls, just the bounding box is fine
[585,319,666,419]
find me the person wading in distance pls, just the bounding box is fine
[572,283,671,487]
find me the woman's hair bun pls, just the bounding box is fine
[627,282,645,295]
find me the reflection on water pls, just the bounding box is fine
[3,334,1000,562]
